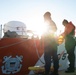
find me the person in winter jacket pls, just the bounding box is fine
[41,11,59,75]
[60,19,76,73]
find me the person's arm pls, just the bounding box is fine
[61,23,75,37]
[51,20,57,32]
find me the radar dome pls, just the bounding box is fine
[4,21,27,36]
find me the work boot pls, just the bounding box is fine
[65,67,75,73]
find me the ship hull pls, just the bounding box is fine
[0,38,43,75]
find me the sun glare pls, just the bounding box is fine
[26,13,48,39]
[26,13,64,39]
[35,23,47,38]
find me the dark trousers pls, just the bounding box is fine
[67,47,75,70]
[44,45,59,74]
[65,36,75,70]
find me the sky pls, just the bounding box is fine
[0,0,76,37]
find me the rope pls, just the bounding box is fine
[33,38,45,64]
[0,38,28,49]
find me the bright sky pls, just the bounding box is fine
[0,0,76,37]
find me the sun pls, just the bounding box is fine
[26,13,48,39]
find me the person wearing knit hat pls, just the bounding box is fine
[41,11,59,75]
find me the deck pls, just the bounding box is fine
[27,69,76,75]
